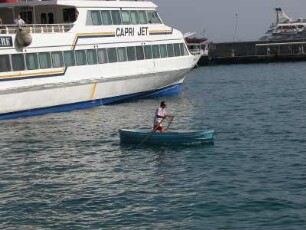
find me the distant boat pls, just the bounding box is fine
[185,37,209,65]
[260,8,306,41]
[119,128,214,146]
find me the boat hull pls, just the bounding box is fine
[0,68,190,120]
[0,83,181,120]
[119,129,215,146]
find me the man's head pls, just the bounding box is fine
[160,101,166,108]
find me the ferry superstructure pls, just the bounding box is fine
[0,0,200,120]
[260,8,306,41]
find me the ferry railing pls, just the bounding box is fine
[0,23,74,34]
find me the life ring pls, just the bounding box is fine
[15,28,32,48]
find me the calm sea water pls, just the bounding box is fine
[0,62,306,229]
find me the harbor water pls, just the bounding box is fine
[1,62,306,229]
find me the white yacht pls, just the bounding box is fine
[184,37,209,66]
[0,0,200,120]
[260,8,306,41]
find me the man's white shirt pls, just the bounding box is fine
[15,18,25,26]
[154,107,166,126]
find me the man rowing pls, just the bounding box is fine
[153,101,174,132]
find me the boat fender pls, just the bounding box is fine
[15,28,32,48]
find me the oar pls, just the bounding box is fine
[164,115,175,131]
[140,117,165,145]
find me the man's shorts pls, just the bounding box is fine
[154,125,164,132]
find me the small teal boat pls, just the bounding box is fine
[119,128,214,146]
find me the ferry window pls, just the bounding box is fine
[90,11,102,25]
[152,45,160,58]
[97,49,108,64]
[64,51,75,67]
[127,47,136,61]
[0,55,11,72]
[111,11,122,25]
[86,11,92,25]
[144,45,153,59]
[174,43,181,56]
[121,11,131,25]
[101,10,112,25]
[179,43,185,56]
[41,13,47,24]
[63,8,77,23]
[51,52,64,68]
[167,44,174,57]
[20,11,33,24]
[147,11,161,24]
[26,53,38,70]
[138,11,148,24]
[48,13,54,24]
[40,13,54,24]
[117,47,127,62]
[107,48,118,63]
[159,45,168,58]
[136,46,144,60]
[39,52,51,69]
[75,50,87,65]
[87,49,98,65]
[12,54,25,71]
[181,43,189,56]
[130,11,139,24]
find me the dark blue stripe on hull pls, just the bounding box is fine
[0,84,181,120]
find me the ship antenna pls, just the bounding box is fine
[200,28,206,38]
[234,13,239,41]
[275,8,281,24]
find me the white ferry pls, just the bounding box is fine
[0,0,200,120]
[260,8,306,41]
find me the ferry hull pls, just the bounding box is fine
[0,68,190,120]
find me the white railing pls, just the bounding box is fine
[189,49,203,56]
[0,23,74,34]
